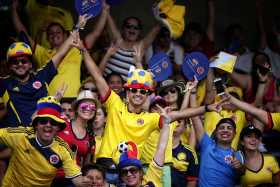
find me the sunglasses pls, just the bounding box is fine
[120,167,139,177]
[37,117,60,127]
[160,87,177,96]
[9,57,31,66]
[81,86,97,92]
[125,24,141,30]
[79,103,96,111]
[128,88,151,95]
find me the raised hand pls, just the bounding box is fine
[107,42,120,57]
[207,97,229,112]
[156,104,173,125]
[54,83,68,101]
[75,14,93,30]
[185,76,199,92]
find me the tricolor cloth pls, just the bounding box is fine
[125,69,154,91]
[153,0,186,39]
[32,96,66,131]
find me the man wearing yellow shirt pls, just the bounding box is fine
[11,0,109,97]
[79,38,224,183]
[0,96,92,187]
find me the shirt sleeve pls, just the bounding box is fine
[36,60,57,84]
[103,90,123,111]
[61,145,82,179]
[198,133,213,154]
[143,159,163,186]
[186,147,199,180]
[0,127,27,148]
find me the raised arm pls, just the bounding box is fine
[180,78,199,110]
[229,71,251,90]
[107,14,122,42]
[204,68,215,104]
[77,39,109,99]
[168,99,222,123]
[142,24,161,49]
[190,87,205,142]
[98,43,119,73]
[206,0,215,42]
[227,93,268,125]
[11,0,35,48]
[84,3,109,49]
[51,30,78,68]
[153,106,171,166]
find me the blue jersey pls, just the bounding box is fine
[171,142,199,187]
[198,134,244,187]
[0,61,57,127]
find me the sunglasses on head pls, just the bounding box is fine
[160,87,177,96]
[128,88,151,95]
[120,167,140,177]
[125,24,141,30]
[81,86,97,92]
[79,103,96,111]
[9,57,30,66]
[37,117,60,127]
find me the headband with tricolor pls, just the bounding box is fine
[125,69,154,91]
[33,96,66,130]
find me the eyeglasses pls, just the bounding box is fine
[79,103,96,111]
[125,24,141,30]
[160,87,177,96]
[9,57,31,66]
[81,86,97,92]
[37,117,60,127]
[128,88,151,95]
[120,167,139,177]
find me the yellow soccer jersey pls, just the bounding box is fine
[271,113,280,131]
[25,0,74,48]
[34,45,82,97]
[93,135,103,162]
[0,127,81,187]
[143,159,163,187]
[241,154,280,187]
[141,121,176,164]
[97,91,161,158]
[204,110,246,149]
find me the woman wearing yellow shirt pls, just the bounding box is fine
[240,125,280,187]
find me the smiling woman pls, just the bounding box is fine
[239,125,280,187]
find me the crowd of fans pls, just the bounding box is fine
[0,0,280,186]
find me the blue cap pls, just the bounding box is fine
[118,152,142,169]
[182,52,209,81]
[148,52,173,82]
[75,0,102,17]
